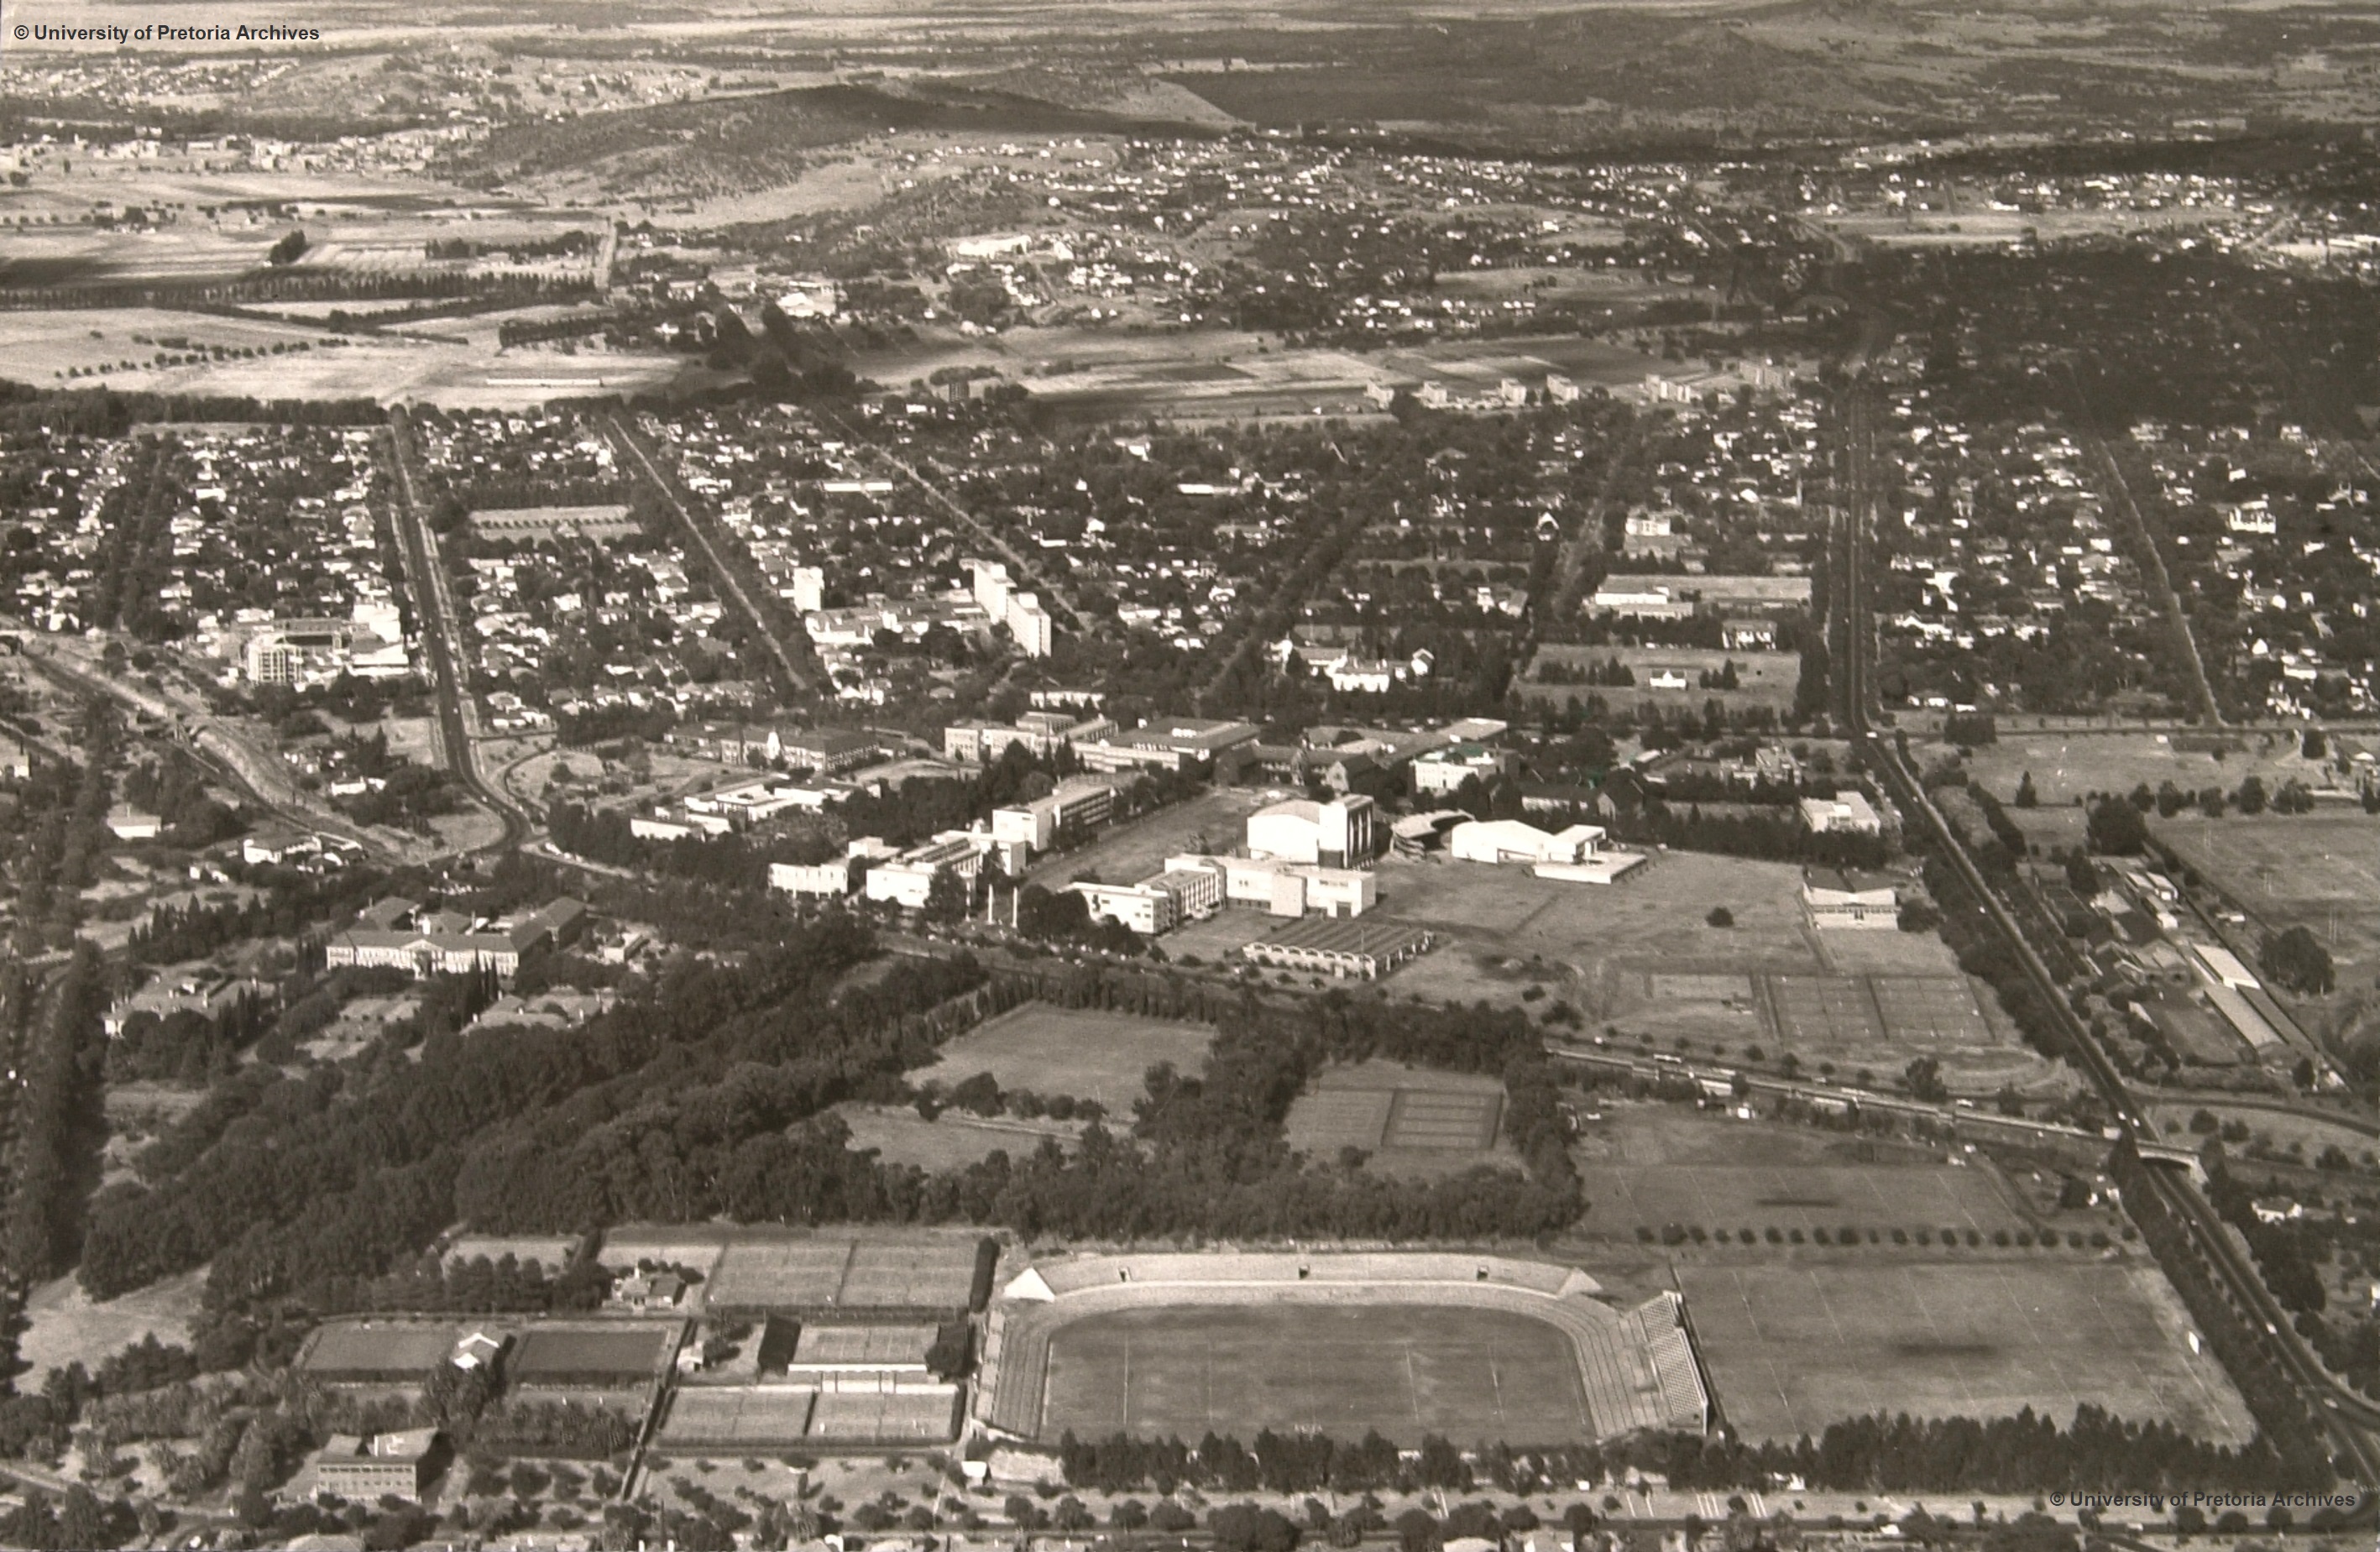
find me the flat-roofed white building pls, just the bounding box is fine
[1799,792,1883,835]
[1169,854,1376,917]
[1802,869,1899,928]
[1448,818,1605,866]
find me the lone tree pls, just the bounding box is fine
[2013,770,2038,808]
[267,227,308,265]
[2085,796,2147,855]
[1706,906,1735,928]
[2260,925,2335,996]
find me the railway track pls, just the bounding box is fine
[1829,377,2380,1481]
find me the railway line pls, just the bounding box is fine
[1828,377,2380,1480]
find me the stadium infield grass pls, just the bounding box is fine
[1039,1304,1587,1443]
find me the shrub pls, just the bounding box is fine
[1706,907,1735,928]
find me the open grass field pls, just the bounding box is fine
[1374,851,1818,1009]
[0,306,683,407]
[1583,1163,2026,1239]
[810,1390,963,1442]
[1576,1105,2031,1238]
[1956,729,2338,811]
[595,1230,730,1278]
[1814,930,1963,977]
[917,1002,1213,1110]
[16,1268,203,1383]
[1284,1061,1520,1178]
[2156,815,2380,984]
[1520,647,1799,713]
[661,1387,817,1447]
[510,1325,676,1386]
[301,1321,468,1380]
[838,1103,1079,1172]
[1680,1261,2255,1445]
[704,1231,982,1312]
[1041,1304,1587,1444]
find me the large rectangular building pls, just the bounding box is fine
[1246,796,1377,869]
[315,1429,444,1502]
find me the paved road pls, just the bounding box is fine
[604,412,819,696]
[384,410,531,855]
[1830,374,2380,1476]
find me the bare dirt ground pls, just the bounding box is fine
[18,1268,206,1382]
[915,1002,1212,1108]
[836,1103,1080,1172]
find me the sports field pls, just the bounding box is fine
[510,1326,676,1386]
[1681,1262,2255,1445]
[299,1322,463,1380]
[704,1232,982,1312]
[1582,1163,2027,1238]
[1284,1062,1518,1178]
[662,1387,816,1446]
[2157,816,2380,984]
[1375,852,1819,1007]
[1041,1305,1587,1443]
[918,1003,1214,1109]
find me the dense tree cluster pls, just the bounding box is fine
[1060,1397,2295,1498]
[3,946,110,1285]
[79,913,888,1306]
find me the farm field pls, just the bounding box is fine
[838,1103,1080,1172]
[2156,815,2380,984]
[1680,1261,2255,1445]
[1284,1061,1521,1178]
[917,1002,1214,1110]
[1041,1304,1587,1443]
[0,306,682,407]
[1374,852,1818,1009]
[1024,786,1269,890]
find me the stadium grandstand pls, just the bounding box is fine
[972,1252,1709,1443]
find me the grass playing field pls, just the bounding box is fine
[1040,1304,1587,1444]
[1582,1162,2027,1239]
[1680,1261,2254,1445]
[2156,815,2380,985]
[1283,1062,1520,1178]
[918,1003,1214,1110]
